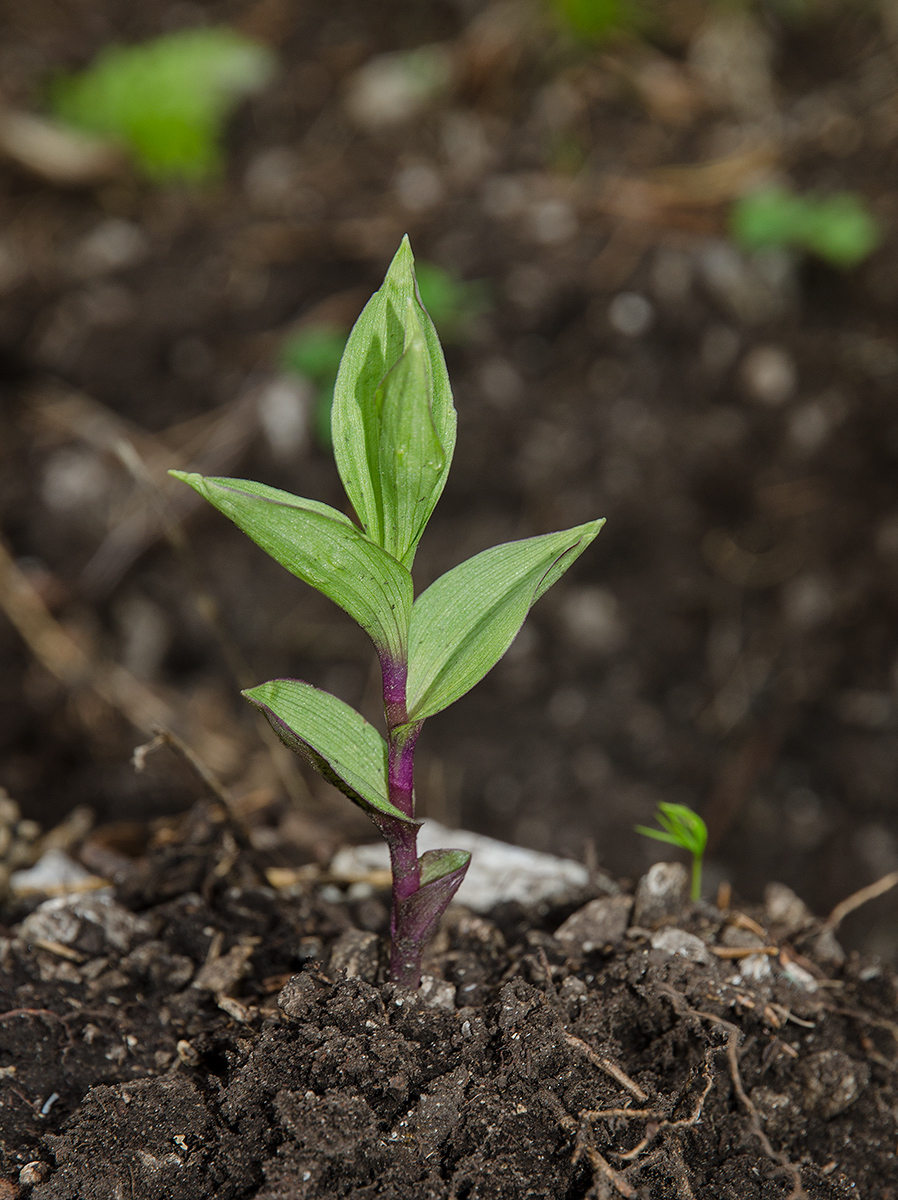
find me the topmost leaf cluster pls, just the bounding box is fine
[173,239,603,724]
[331,238,456,571]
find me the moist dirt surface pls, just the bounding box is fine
[2,0,898,1195]
[2,807,898,1199]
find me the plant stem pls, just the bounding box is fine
[380,654,426,986]
[691,854,701,903]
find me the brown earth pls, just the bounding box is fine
[2,0,898,1194]
[2,803,898,1199]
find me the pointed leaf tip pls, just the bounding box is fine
[406,519,604,720]
[331,237,456,568]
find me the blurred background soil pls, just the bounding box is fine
[2,0,898,956]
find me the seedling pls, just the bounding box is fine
[635,803,707,902]
[730,187,881,268]
[173,239,603,987]
[50,27,275,183]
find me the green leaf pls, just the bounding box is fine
[331,236,455,568]
[376,302,446,566]
[419,847,471,886]
[50,27,275,183]
[406,520,604,720]
[396,848,471,945]
[170,472,412,661]
[635,804,707,855]
[243,678,416,831]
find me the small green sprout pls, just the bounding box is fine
[49,27,276,183]
[730,187,881,269]
[173,238,603,987]
[635,803,708,902]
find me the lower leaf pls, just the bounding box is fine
[396,848,471,950]
[243,678,416,835]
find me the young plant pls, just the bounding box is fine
[635,803,707,902]
[173,238,603,987]
[50,27,275,183]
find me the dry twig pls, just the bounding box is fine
[564,1034,648,1103]
[824,870,898,932]
[658,984,806,1199]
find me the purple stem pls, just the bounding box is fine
[379,652,428,986]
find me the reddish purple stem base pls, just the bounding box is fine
[378,654,469,988]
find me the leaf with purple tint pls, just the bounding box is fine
[394,848,471,957]
[243,678,416,831]
[169,472,412,661]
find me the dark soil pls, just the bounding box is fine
[2,0,898,1194]
[2,803,898,1199]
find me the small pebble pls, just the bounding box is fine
[19,1161,50,1185]
[344,47,451,130]
[632,861,689,928]
[259,377,310,462]
[176,1040,200,1066]
[740,344,797,406]
[328,929,380,983]
[801,1050,869,1118]
[419,974,456,1010]
[395,164,443,212]
[731,953,773,983]
[650,927,711,964]
[555,895,634,953]
[529,199,577,245]
[608,292,654,337]
[70,218,149,277]
[559,587,626,654]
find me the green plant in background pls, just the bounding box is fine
[636,803,708,901]
[551,0,629,41]
[730,187,881,268]
[280,326,348,447]
[172,239,603,988]
[549,0,661,42]
[281,262,489,448]
[50,27,276,183]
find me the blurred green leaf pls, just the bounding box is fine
[414,262,489,343]
[552,0,625,41]
[280,326,347,383]
[731,187,881,268]
[50,27,275,182]
[635,802,707,901]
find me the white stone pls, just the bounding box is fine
[740,344,797,406]
[11,849,95,895]
[329,820,589,913]
[608,292,654,337]
[650,927,711,964]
